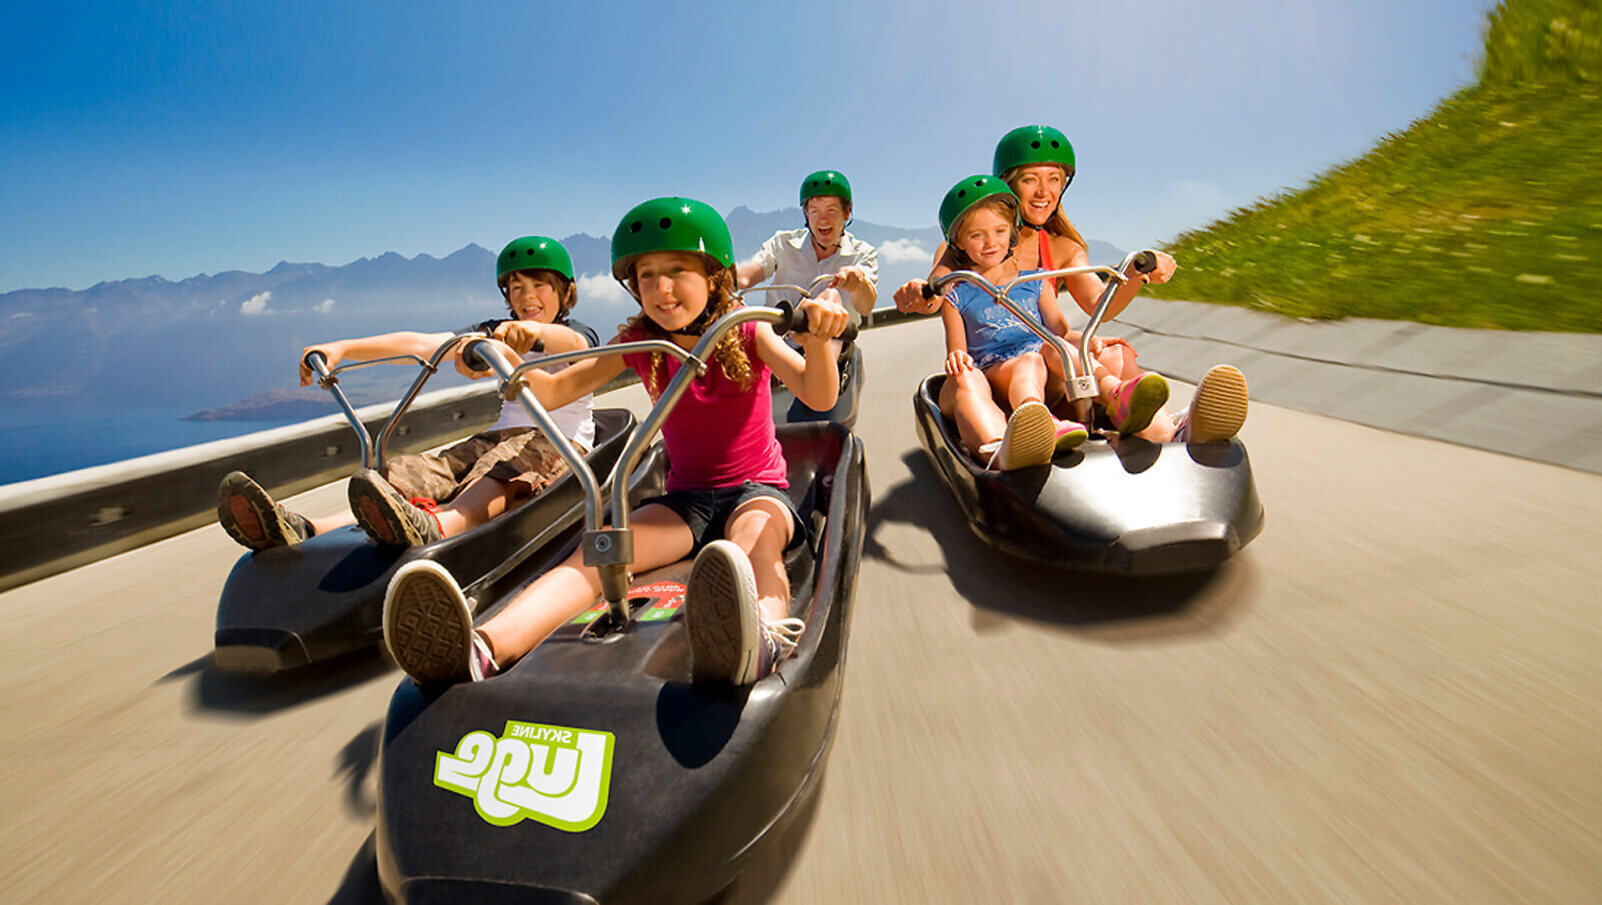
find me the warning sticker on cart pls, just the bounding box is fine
[434,721,615,831]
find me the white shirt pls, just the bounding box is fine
[750,228,878,309]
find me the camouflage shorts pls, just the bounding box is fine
[383,428,573,504]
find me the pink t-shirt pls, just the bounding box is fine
[619,322,788,492]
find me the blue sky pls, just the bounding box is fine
[2,0,1491,293]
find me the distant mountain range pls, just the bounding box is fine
[0,208,1123,419]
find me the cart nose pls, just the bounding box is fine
[213,627,311,672]
[1116,521,1238,575]
[399,878,599,904]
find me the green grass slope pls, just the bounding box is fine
[1149,0,1602,332]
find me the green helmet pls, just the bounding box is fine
[938,175,1019,242]
[496,236,574,283]
[610,196,735,282]
[992,125,1077,182]
[799,170,852,207]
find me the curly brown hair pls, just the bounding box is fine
[623,262,754,398]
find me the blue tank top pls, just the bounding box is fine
[947,272,1046,367]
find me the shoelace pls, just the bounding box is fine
[762,617,807,659]
[408,496,446,536]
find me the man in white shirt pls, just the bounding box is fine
[737,170,878,321]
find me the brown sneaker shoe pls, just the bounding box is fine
[349,469,444,547]
[1183,365,1249,443]
[216,471,312,550]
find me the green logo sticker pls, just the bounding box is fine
[434,721,615,831]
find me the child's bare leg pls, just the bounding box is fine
[1097,343,1140,382]
[477,503,693,664]
[722,497,795,624]
[941,367,1008,452]
[431,475,519,537]
[985,353,1048,411]
[308,513,354,536]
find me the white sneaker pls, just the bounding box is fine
[996,401,1056,470]
[1181,365,1249,442]
[383,561,490,684]
[685,540,804,685]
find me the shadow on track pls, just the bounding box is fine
[866,451,1256,641]
[157,647,396,717]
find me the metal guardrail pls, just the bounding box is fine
[0,306,924,592]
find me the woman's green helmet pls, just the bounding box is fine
[610,197,735,283]
[992,125,1077,184]
[799,170,852,207]
[497,236,574,283]
[938,175,1020,242]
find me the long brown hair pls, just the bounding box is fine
[622,262,754,397]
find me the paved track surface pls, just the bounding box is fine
[4,316,1600,903]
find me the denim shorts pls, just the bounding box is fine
[971,336,1045,371]
[642,481,807,556]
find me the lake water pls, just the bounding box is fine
[0,406,301,486]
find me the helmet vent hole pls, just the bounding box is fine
[1031,140,1041,149]
[659,217,672,230]
[629,220,643,234]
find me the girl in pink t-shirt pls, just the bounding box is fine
[380,197,851,687]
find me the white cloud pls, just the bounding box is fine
[240,291,272,315]
[314,298,336,313]
[877,238,932,265]
[577,272,630,307]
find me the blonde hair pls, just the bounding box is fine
[947,196,1021,269]
[622,262,754,397]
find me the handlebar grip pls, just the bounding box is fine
[1132,250,1158,274]
[302,350,330,377]
[775,301,860,344]
[921,282,936,300]
[460,339,491,373]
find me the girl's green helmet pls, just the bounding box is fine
[799,170,852,207]
[497,236,574,283]
[992,125,1076,184]
[938,175,1020,242]
[610,197,735,282]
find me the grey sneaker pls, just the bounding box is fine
[1181,365,1249,443]
[217,471,312,550]
[383,560,494,684]
[685,540,805,685]
[349,469,444,547]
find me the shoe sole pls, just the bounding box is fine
[999,401,1056,470]
[685,541,760,685]
[383,561,473,684]
[1188,366,1249,443]
[350,471,436,547]
[1114,374,1170,435]
[217,472,295,550]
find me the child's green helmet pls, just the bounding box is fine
[799,170,852,207]
[496,236,574,283]
[938,175,1020,242]
[992,125,1076,183]
[610,197,735,282]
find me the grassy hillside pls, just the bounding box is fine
[1149,0,1602,332]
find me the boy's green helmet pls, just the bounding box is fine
[610,197,735,282]
[497,236,574,283]
[938,175,1020,242]
[992,125,1077,182]
[799,170,852,207]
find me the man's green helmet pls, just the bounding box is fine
[799,170,852,207]
[610,197,735,283]
[496,236,574,283]
[938,175,1020,242]
[992,125,1077,184]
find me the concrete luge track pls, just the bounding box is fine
[3,316,1599,902]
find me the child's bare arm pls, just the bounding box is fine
[939,299,975,375]
[492,321,593,356]
[299,331,453,385]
